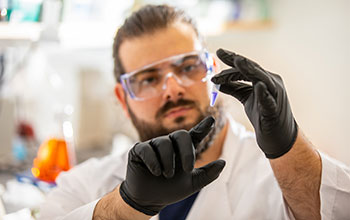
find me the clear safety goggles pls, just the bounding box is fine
[120,50,214,101]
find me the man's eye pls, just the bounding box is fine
[140,76,158,86]
[181,64,197,73]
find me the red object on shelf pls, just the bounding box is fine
[32,138,71,183]
[17,121,35,139]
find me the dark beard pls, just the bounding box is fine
[127,98,225,158]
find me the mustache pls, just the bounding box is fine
[155,99,197,119]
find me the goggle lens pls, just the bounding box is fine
[121,51,213,100]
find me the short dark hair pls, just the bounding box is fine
[112,4,201,82]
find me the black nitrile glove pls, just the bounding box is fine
[211,48,298,159]
[119,116,226,216]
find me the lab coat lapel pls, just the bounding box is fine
[186,175,232,219]
[186,115,242,219]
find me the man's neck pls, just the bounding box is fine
[194,122,229,168]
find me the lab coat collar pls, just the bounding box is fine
[218,113,253,184]
[186,113,251,219]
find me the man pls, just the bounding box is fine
[39,5,350,220]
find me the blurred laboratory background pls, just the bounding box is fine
[0,0,349,218]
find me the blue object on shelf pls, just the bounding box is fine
[16,170,56,193]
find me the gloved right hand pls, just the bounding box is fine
[211,49,298,159]
[119,116,226,216]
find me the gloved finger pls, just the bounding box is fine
[219,81,252,104]
[149,137,175,178]
[211,68,248,85]
[234,55,277,97]
[170,130,195,173]
[189,116,215,148]
[133,142,162,176]
[254,82,278,118]
[216,48,237,67]
[192,159,226,190]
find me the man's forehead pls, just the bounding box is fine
[119,22,202,73]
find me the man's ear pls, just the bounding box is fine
[114,83,130,118]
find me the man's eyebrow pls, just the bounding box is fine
[137,67,160,75]
[134,54,200,74]
[171,54,199,67]
[182,54,199,61]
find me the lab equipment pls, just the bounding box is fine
[31,138,71,182]
[210,83,220,107]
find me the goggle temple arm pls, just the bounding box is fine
[202,52,215,82]
[120,76,141,100]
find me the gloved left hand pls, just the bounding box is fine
[119,116,226,216]
[211,48,298,159]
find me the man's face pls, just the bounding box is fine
[116,22,216,142]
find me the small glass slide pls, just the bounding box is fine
[210,82,220,107]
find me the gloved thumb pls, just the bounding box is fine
[189,116,215,148]
[254,81,277,118]
[192,159,226,190]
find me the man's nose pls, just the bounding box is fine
[161,73,185,102]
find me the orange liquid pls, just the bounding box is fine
[32,138,71,182]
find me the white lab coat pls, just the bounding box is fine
[39,115,350,220]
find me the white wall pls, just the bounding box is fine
[206,0,350,165]
[5,0,349,165]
